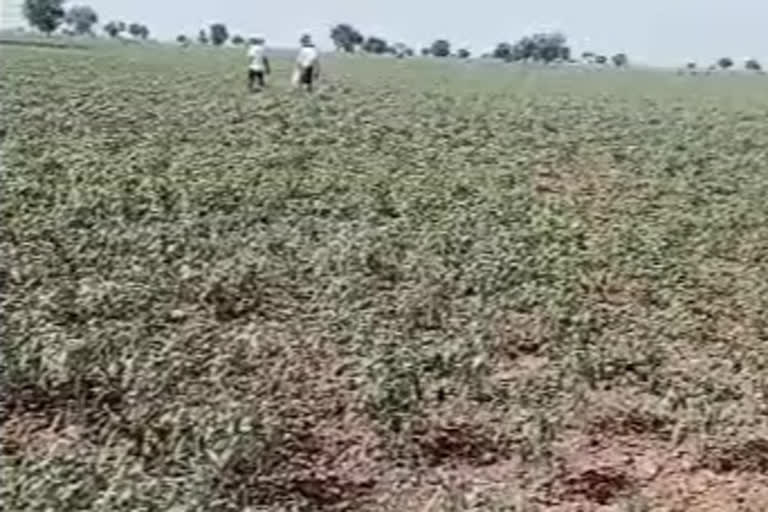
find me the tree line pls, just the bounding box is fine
[23,0,150,40]
[177,24,236,47]
[20,2,764,72]
[682,57,762,73]
[22,0,247,48]
[327,23,763,71]
[329,24,628,66]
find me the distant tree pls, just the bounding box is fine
[64,5,98,35]
[493,42,513,60]
[509,32,568,63]
[612,52,628,67]
[594,54,608,65]
[718,57,734,70]
[177,34,189,46]
[103,20,125,38]
[510,38,530,61]
[682,62,697,75]
[457,48,471,59]
[392,42,412,58]
[362,36,388,54]
[197,29,208,44]
[23,0,66,35]
[231,34,244,45]
[534,32,567,62]
[745,58,762,71]
[128,22,149,39]
[581,51,595,62]
[330,23,364,52]
[430,39,451,58]
[209,23,229,46]
[420,47,430,56]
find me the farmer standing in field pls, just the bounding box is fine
[247,36,270,92]
[292,34,320,92]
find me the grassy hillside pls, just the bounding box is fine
[2,45,768,510]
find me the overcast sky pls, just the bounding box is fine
[6,0,768,65]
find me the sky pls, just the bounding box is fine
[4,0,768,66]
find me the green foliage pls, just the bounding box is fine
[718,56,734,69]
[103,20,124,38]
[2,45,768,510]
[127,22,149,40]
[457,48,471,59]
[363,35,388,54]
[390,42,413,58]
[745,58,762,71]
[209,23,228,46]
[64,5,98,35]
[493,41,513,60]
[430,38,451,57]
[612,52,629,67]
[230,34,244,45]
[511,32,570,63]
[197,29,208,44]
[330,23,363,52]
[22,0,65,34]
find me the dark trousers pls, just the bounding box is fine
[299,66,314,91]
[248,69,265,91]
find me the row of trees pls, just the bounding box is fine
[177,24,274,47]
[103,21,150,39]
[328,22,763,72]
[330,24,621,65]
[489,34,574,63]
[189,24,223,46]
[331,23,765,72]
[330,24,468,58]
[176,24,234,46]
[684,57,762,73]
[23,0,151,39]
[177,24,467,59]
[19,4,766,72]
[578,51,628,67]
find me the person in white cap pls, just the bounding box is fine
[293,34,320,92]
[247,36,270,92]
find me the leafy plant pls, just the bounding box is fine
[2,43,767,511]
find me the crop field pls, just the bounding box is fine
[2,44,768,511]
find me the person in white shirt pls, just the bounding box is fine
[293,34,320,92]
[247,36,270,92]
